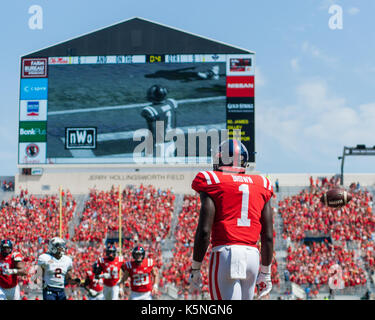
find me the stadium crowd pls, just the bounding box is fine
[73,185,173,245]
[279,176,374,242]
[279,176,374,297]
[68,184,175,297]
[1,185,281,300]
[163,194,280,298]
[0,189,76,297]
[0,185,175,299]
[1,174,374,300]
[286,242,367,288]
[163,194,211,298]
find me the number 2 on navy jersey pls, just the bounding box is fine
[54,268,62,278]
[237,184,251,227]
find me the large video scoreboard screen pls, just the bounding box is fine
[19,53,255,165]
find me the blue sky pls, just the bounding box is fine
[1,0,374,175]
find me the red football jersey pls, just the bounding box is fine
[97,256,124,287]
[0,252,23,289]
[124,258,155,292]
[86,270,103,292]
[192,170,273,248]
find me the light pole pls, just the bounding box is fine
[338,145,375,186]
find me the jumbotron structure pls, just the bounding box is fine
[17,17,256,196]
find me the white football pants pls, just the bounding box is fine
[0,284,21,300]
[129,290,152,300]
[103,284,119,300]
[209,245,259,300]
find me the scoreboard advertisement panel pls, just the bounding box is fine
[18,53,255,165]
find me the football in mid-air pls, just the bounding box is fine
[320,189,352,208]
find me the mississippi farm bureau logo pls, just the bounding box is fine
[22,58,48,78]
[25,143,40,158]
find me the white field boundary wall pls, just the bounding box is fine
[267,173,375,188]
[14,165,375,195]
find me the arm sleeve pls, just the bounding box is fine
[67,257,73,271]
[37,255,46,268]
[167,98,178,110]
[191,172,210,193]
[262,177,274,203]
[123,261,131,272]
[97,258,104,272]
[141,107,157,121]
[12,252,23,262]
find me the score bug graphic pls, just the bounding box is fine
[65,127,97,149]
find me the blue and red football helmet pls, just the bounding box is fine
[213,139,250,173]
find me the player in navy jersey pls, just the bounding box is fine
[141,85,178,158]
[37,237,81,300]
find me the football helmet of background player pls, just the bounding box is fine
[147,85,168,103]
[106,244,117,261]
[213,139,250,173]
[48,237,66,259]
[92,261,101,275]
[0,239,13,257]
[197,65,220,80]
[132,246,146,264]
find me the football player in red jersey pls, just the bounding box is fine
[0,240,27,300]
[122,246,159,300]
[82,262,104,300]
[189,139,274,300]
[95,243,124,300]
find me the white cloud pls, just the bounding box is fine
[290,58,300,72]
[301,41,336,64]
[256,80,375,172]
[255,66,266,87]
[347,7,360,15]
[318,0,337,10]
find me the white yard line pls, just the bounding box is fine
[48,96,226,116]
[97,123,225,142]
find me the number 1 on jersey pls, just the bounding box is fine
[237,184,251,227]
